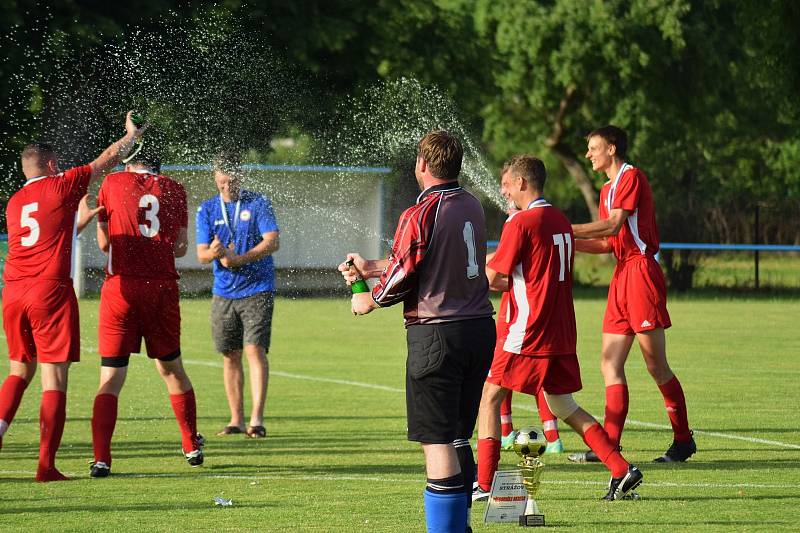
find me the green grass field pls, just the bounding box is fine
[0,295,798,531]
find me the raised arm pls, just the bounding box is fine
[88,111,145,185]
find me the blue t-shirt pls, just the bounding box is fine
[196,190,280,299]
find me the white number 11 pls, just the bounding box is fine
[552,232,573,281]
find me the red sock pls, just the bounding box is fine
[604,384,629,447]
[536,389,559,442]
[170,388,199,452]
[476,438,501,491]
[92,393,118,465]
[0,375,29,430]
[658,376,691,442]
[583,423,629,478]
[36,390,68,482]
[500,393,514,436]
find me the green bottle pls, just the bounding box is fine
[130,112,145,128]
[123,111,145,164]
[346,259,370,294]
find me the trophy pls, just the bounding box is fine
[513,427,547,527]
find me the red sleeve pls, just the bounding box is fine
[97,178,109,223]
[371,200,435,307]
[611,168,641,212]
[487,215,524,276]
[61,164,93,207]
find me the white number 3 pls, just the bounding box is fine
[139,194,160,238]
[20,202,40,247]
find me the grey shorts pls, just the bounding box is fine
[211,292,274,353]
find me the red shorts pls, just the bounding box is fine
[2,279,80,363]
[486,349,582,396]
[603,256,671,336]
[99,276,181,358]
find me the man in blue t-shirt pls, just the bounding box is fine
[196,154,280,439]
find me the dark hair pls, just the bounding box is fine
[127,127,163,172]
[21,142,57,163]
[502,155,547,192]
[417,130,463,180]
[587,125,628,159]
[213,151,242,175]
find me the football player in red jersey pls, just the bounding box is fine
[0,112,144,481]
[88,136,203,478]
[570,126,695,464]
[474,155,642,501]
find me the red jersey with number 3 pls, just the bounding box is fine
[487,200,576,356]
[4,165,92,282]
[97,170,187,279]
[599,164,660,261]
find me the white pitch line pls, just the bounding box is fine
[0,469,797,490]
[512,404,800,450]
[183,359,800,450]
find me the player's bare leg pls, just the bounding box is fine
[637,329,695,461]
[36,362,70,482]
[0,360,36,452]
[569,334,633,462]
[157,356,203,465]
[422,442,467,532]
[91,365,129,475]
[220,349,246,433]
[244,344,268,437]
[475,382,510,497]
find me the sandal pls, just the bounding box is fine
[246,425,267,438]
[217,425,245,436]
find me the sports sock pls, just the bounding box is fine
[658,376,691,442]
[500,392,514,436]
[0,375,29,437]
[170,388,199,452]
[536,389,559,442]
[583,422,629,478]
[92,393,118,465]
[36,390,68,481]
[476,438,501,491]
[424,473,467,533]
[604,384,629,447]
[454,439,475,529]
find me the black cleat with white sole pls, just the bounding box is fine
[654,432,696,462]
[602,465,643,501]
[89,461,110,478]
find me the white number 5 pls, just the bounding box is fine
[139,194,160,238]
[463,221,480,279]
[20,202,40,247]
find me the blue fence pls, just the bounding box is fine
[487,241,800,289]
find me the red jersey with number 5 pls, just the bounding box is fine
[487,200,576,356]
[4,165,92,282]
[97,170,187,279]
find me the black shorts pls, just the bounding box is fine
[211,291,274,353]
[406,317,495,444]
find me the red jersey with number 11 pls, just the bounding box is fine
[4,165,92,282]
[98,170,187,280]
[488,200,576,356]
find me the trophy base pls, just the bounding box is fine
[519,514,545,527]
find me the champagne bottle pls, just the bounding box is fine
[345,259,370,294]
[123,111,145,164]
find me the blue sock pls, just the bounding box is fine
[424,488,467,533]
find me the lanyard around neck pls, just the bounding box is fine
[218,194,241,236]
[606,163,630,213]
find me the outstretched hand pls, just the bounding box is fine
[76,194,105,235]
